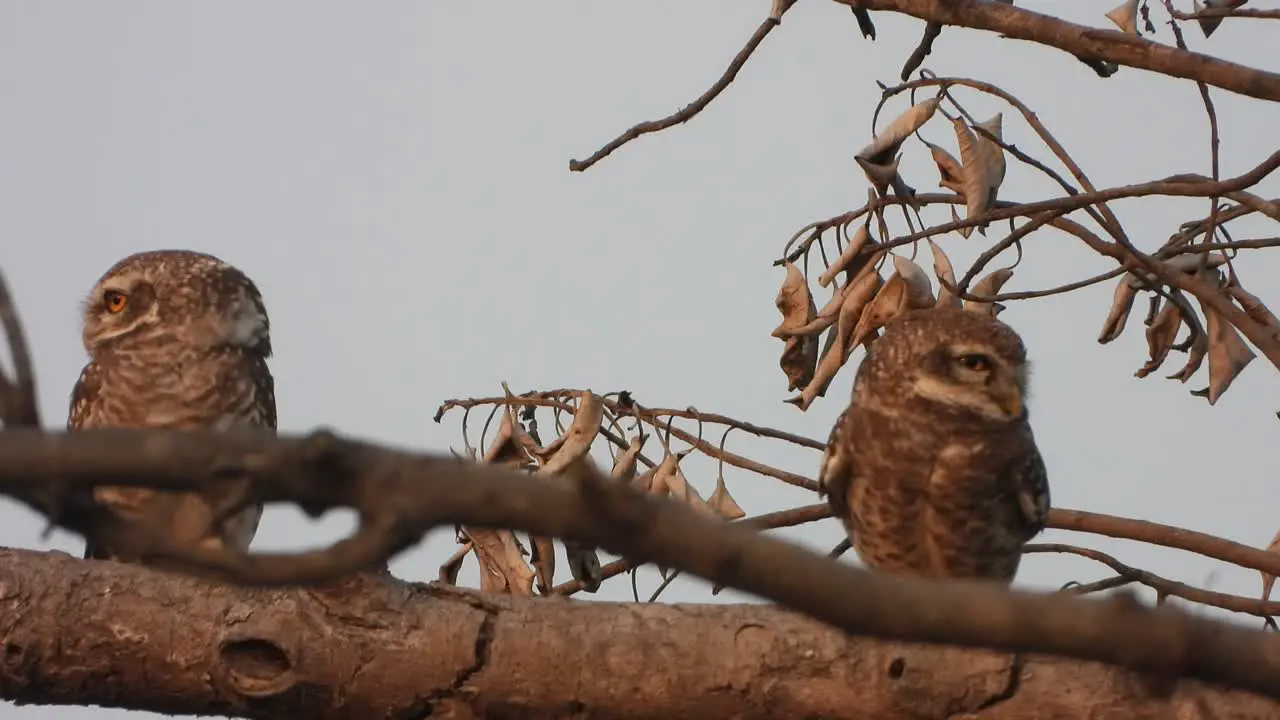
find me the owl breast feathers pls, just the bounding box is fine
[819,306,1050,582]
[68,249,276,562]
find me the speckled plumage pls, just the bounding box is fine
[819,306,1050,582]
[68,250,276,561]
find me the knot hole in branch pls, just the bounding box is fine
[887,657,906,680]
[219,638,297,699]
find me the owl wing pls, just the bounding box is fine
[1006,439,1050,540]
[818,408,855,530]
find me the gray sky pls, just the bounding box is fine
[1,2,1277,718]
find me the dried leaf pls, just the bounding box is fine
[438,541,472,585]
[647,452,680,498]
[892,254,936,308]
[629,465,659,493]
[953,116,994,237]
[1135,299,1182,378]
[1226,281,1280,339]
[964,268,1014,317]
[663,464,719,518]
[928,240,962,309]
[537,390,605,477]
[819,225,872,288]
[482,403,537,470]
[1195,0,1246,37]
[774,262,820,391]
[974,114,1006,209]
[1106,0,1140,35]
[564,542,602,593]
[926,141,966,196]
[1260,527,1280,602]
[1167,326,1208,383]
[610,434,647,481]
[1193,270,1256,404]
[856,97,941,164]
[787,269,884,410]
[1098,276,1140,344]
[465,528,535,596]
[1129,254,1227,287]
[849,273,908,350]
[529,535,557,594]
[708,471,747,520]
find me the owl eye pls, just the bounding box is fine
[955,353,992,372]
[103,290,129,314]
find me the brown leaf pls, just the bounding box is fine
[892,254,936,308]
[787,269,884,410]
[564,542,603,593]
[856,97,941,165]
[953,116,994,237]
[437,541,472,585]
[1098,276,1140,344]
[647,452,681,499]
[629,465,659,493]
[963,268,1014,317]
[1226,280,1280,338]
[610,434,647,481]
[1260,527,1280,602]
[927,239,962,308]
[529,535,557,594]
[664,463,719,518]
[974,114,1006,210]
[1106,0,1140,35]
[774,263,820,391]
[482,402,537,470]
[925,141,965,195]
[1167,326,1208,383]
[708,471,747,520]
[465,527,534,596]
[1135,299,1182,378]
[1194,270,1256,404]
[534,391,605,477]
[1195,0,1245,36]
[818,225,873,288]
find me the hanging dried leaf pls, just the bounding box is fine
[892,254,936,308]
[1106,0,1140,34]
[1167,326,1208,383]
[1098,276,1140,344]
[1226,281,1280,339]
[856,97,941,164]
[953,116,994,237]
[482,403,537,470]
[1193,271,1256,404]
[647,452,681,498]
[774,262,820,391]
[1260,527,1280,602]
[438,541,473,585]
[1129,254,1227,288]
[1136,299,1183,378]
[928,240,963,309]
[564,541,602,593]
[964,268,1014,317]
[819,225,873,288]
[708,471,747,520]
[610,434,647,481]
[465,527,535,596]
[1195,0,1246,37]
[537,390,605,477]
[629,465,659,493]
[925,141,966,195]
[787,269,884,410]
[529,535,557,594]
[974,114,1006,210]
[664,464,719,518]
[856,154,900,198]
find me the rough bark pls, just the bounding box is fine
[0,548,1274,719]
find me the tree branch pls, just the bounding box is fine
[3,547,1277,719]
[848,0,1280,102]
[3,428,1280,698]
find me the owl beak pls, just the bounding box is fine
[996,385,1024,419]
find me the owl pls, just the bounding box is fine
[818,306,1050,582]
[68,249,276,562]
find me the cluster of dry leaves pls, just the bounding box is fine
[437,387,752,598]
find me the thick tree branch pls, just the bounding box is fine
[3,429,1280,698]
[3,547,1277,719]
[847,0,1280,102]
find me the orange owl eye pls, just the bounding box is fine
[104,290,128,314]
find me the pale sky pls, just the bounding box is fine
[1,2,1277,718]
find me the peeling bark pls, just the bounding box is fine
[0,548,1274,719]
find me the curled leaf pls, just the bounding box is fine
[892,254,936,308]
[564,541,602,593]
[787,269,884,411]
[610,434,647,481]
[483,402,537,470]
[974,114,1006,210]
[953,116,994,237]
[1193,270,1256,404]
[1260,527,1280,602]
[925,141,966,195]
[537,391,604,477]
[529,535,557,594]
[774,262,820,391]
[928,240,962,309]
[708,472,747,520]
[1106,0,1140,35]
[1098,275,1140,344]
[819,225,872,289]
[1195,0,1245,37]
[847,258,934,351]
[856,97,941,164]
[664,464,719,518]
[963,268,1014,317]
[438,541,473,585]
[629,465,659,494]
[1136,299,1182,378]
[1226,280,1280,340]
[1167,325,1208,383]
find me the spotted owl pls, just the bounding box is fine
[818,306,1050,582]
[68,249,276,562]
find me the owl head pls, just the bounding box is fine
[80,249,271,358]
[860,306,1030,424]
